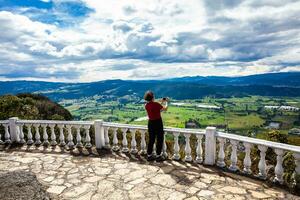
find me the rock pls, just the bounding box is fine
[186,186,200,194]
[129,177,147,185]
[83,176,104,183]
[47,185,66,195]
[115,168,131,175]
[63,183,93,198]
[0,170,53,200]
[197,190,215,197]
[50,179,65,185]
[43,176,55,182]
[250,190,271,199]
[218,186,247,194]
[94,167,112,175]
[149,174,177,187]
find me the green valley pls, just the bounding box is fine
[59,95,300,145]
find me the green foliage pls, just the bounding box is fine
[266,130,288,144]
[0,93,73,120]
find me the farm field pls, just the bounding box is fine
[60,95,300,142]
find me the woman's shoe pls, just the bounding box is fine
[147,155,156,161]
[156,155,166,162]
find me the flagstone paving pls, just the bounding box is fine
[0,149,299,200]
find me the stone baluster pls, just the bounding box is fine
[0,125,4,144]
[42,125,49,146]
[58,125,66,147]
[0,124,4,144]
[243,142,252,174]
[130,129,138,154]
[152,143,157,156]
[67,125,74,149]
[258,145,267,179]
[217,137,226,167]
[121,128,129,152]
[140,130,147,155]
[4,124,11,144]
[229,140,238,171]
[49,124,57,146]
[26,124,33,145]
[104,127,110,149]
[18,124,25,144]
[34,124,42,145]
[274,149,284,184]
[112,128,119,151]
[294,153,300,186]
[195,135,203,163]
[162,133,168,157]
[184,133,192,162]
[84,125,92,148]
[74,125,83,148]
[172,132,180,160]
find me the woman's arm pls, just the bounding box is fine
[160,98,169,111]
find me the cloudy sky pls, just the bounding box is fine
[0,0,299,82]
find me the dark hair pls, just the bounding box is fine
[144,90,154,102]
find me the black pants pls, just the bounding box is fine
[147,118,164,156]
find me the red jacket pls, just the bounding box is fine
[145,101,163,120]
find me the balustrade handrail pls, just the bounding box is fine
[0,120,9,124]
[103,121,206,135]
[217,131,300,154]
[16,119,94,126]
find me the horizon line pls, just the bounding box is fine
[0,71,299,84]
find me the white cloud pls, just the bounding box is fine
[0,0,299,82]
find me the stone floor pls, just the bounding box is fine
[0,148,299,200]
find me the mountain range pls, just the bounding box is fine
[0,72,300,100]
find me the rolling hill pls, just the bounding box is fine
[0,72,300,101]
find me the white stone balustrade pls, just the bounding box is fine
[229,140,238,171]
[18,124,25,144]
[204,127,216,165]
[140,130,147,155]
[294,153,300,184]
[0,121,9,144]
[121,128,129,152]
[243,142,252,174]
[34,124,42,145]
[26,124,34,145]
[217,137,226,167]
[58,125,66,147]
[1,117,300,187]
[195,135,203,163]
[104,127,110,149]
[42,125,49,146]
[152,143,156,156]
[172,132,180,160]
[84,125,92,148]
[258,145,268,179]
[49,124,57,146]
[67,125,74,149]
[75,125,83,148]
[130,129,138,154]
[184,133,192,162]
[4,124,11,144]
[112,128,119,151]
[162,133,168,157]
[274,148,284,184]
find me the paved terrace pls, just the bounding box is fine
[0,147,298,200]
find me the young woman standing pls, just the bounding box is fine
[144,91,169,161]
